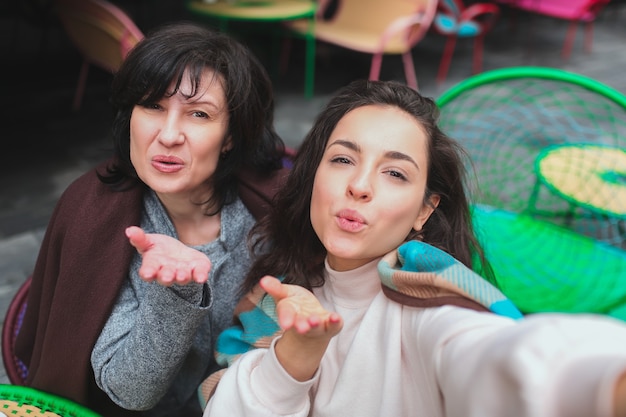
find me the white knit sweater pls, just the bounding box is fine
[205,258,626,417]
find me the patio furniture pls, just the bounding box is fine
[472,204,626,319]
[437,66,626,247]
[54,0,144,111]
[1,277,31,385]
[0,384,102,416]
[531,144,626,221]
[185,0,317,98]
[282,0,438,90]
[437,67,626,318]
[494,0,610,59]
[432,0,500,84]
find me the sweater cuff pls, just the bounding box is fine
[553,355,626,417]
[251,337,317,414]
[168,282,207,306]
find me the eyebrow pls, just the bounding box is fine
[328,139,421,171]
[186,96,224,113]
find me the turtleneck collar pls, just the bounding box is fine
[322,257,383,309]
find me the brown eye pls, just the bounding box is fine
[192,111,209,119]
[330,156,351,165]
[140,102,161,110]
[386,170,408,181]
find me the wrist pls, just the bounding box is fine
[274,330,331,381]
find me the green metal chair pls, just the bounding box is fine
[437,66,626,247]
[437,67,626,318]
[471,204,626,320]
[0,384,102,416]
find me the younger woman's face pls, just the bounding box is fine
[129,69,231,203]
[310,104,438,271]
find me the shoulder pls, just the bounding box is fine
[237,166,290,220]
[58,160,144,210]
[221,197,256,242]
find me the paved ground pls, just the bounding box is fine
[1,1,625,384]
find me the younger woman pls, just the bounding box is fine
[198,79,626,417]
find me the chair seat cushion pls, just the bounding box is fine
[506,0,599,21]
[433,14,482,36]
[286,18,412,54]
[472,204,626,318]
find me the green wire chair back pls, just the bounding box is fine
[437,66,626,248]
[436,67,626,319]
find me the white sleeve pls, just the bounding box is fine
[204,337,318,417]
[432,310,626,417]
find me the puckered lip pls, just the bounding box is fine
[152,155,184,165]
[336,208,367,225]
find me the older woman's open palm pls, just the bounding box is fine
[126,226,212,286]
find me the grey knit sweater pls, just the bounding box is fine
[91,190,255,416]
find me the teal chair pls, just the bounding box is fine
[431,0,500,84]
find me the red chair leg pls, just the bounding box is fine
[369,53,383,82]
[584,21,594,54]
[473,35,485,74]
[561,20,579,60]
[73,59,90,112]
[437,36,457,84]
[401,52,418,90]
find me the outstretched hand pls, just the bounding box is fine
[260,276,343,381]
[260,276,343,338]
[126,226,211,286]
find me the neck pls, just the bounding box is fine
[156,192,221,246]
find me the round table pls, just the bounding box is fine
[187,0,316,20]
[535,144,626,219]
[186,0,317,98]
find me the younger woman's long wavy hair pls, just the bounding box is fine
[243,79,492,294]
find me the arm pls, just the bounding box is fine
[92,268,209,410]
[201,277,343,416]
[96,198,255,411]
[427,309,626,417]
[614,372,626,417]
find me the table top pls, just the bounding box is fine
[536,144,626,218]
[186,0,316,21]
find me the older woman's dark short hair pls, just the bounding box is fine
[102,22,283,213]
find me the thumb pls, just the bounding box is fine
[126,226,152,254]
[260,276,288,301]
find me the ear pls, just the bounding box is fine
[221,135,233,153]
[413,194,440,231]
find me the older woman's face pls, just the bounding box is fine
[310,104,438,271]
[129,69,230,202]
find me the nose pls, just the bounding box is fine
[347,169,373,201]
[157,113,185,147]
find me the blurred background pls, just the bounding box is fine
[1,0,625,383]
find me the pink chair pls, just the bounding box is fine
[495,0,610,59]
[432,0,500,84]
[282,0,438,90]
[2,276,31,385]
[54,0,144,111]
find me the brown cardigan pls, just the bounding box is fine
[14,159,289,416]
